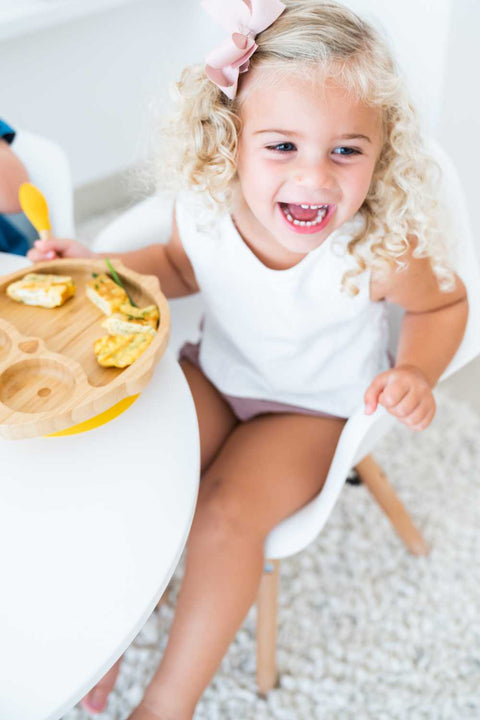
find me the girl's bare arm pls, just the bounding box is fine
[28,205,200,300]
[96,208,199,298]
[365,244,468,429]
[371,246,468,386]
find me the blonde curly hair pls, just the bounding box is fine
[157,0,454,294]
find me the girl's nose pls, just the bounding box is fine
[293,159,335,191]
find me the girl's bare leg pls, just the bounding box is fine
[80,359,237,714]
[129,408,345,720]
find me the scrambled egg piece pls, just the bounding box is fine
[93,332,154,368]
[86,274,128,316]
[102,303,159,337]
[6,273,76,308]
[119,302,159,325]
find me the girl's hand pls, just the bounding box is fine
[27,237,94,263]
[364,364,436,431]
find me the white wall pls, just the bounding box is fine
[437,0,480,237]
[1,0,478,247]
[343,0,452,134]
[0,0,219,186]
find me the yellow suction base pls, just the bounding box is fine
[47,394,139,437]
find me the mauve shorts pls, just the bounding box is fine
[178,341,337,422]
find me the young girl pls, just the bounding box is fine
[29,1,468,718]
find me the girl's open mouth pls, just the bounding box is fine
[278,202,335,234]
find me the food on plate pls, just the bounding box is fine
[93,332,154,368]
[102,303,159,337]
[119,302,159,325]
[86,274,128,315]
[6,272,76,308]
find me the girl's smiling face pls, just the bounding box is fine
[235,70,383,258]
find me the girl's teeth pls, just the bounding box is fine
[282,204,328,226]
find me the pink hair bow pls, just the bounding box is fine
[202,0,286,100]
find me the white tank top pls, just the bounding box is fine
[175,191,389,418]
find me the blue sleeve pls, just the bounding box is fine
[0,117,30,255]
[0,216,29,256]
[0,119,15,144]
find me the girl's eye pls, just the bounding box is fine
[266,142,296,152]
[332,146,361,156]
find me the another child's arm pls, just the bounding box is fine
[27,206,199,299]
[364,243,468,430]
[0,138,29,213]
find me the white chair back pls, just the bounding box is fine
[12,129,75,239]
[428,141,480,378]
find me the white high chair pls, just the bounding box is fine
[93,141,480,695]
[10,128,75,239]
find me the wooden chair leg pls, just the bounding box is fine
[256,559,280,696]
[355,454,429,556]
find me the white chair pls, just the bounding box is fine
[10,129,75,239]
[92,142,480,694]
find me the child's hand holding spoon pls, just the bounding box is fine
[19,182,93,261]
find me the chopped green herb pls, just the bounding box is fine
[105,258,138,307]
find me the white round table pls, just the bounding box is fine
[0,253,200,720]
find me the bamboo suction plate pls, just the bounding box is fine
[0,258,170,439]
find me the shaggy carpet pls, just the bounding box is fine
[65,391,480,720]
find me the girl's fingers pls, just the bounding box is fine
[33,238,63,253]
[364,372,389,414]
[385,389,420,417]
[365,368,435,428]
[27,248,54,262]
[33,239,51,248]
[32,237,93,259]
[31,241,58,259]
[403,402,428,427]
[400,396,436,430]
[378,381,410,410]
[409,404,436,431]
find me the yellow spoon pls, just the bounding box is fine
[19,182,52,241]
